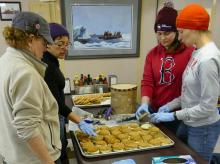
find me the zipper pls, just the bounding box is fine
[48,123,54,149]
[48,123,61,151]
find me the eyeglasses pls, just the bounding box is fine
[54,41,72,49]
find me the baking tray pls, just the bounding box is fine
[72,93,111,108]
[74,123,175,158]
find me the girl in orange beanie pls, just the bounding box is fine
[151,3,220,162]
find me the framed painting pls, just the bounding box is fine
[61,0,141,59]
[0,1,21,21]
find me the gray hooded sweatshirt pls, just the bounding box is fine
[167,42,220,127]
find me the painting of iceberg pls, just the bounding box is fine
[72,5,132,49]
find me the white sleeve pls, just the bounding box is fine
[166,96,181,111]
[10,67,43,141]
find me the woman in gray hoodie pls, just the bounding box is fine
[150,3,220,162]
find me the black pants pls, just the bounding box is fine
[55,158,62,164]
[59,115,68,162]
[211,153,220,164]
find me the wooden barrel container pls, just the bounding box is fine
[111,84,137,114]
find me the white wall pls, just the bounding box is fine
[158,0,215,30]
[212,0,220,48]
[0,0,29,56]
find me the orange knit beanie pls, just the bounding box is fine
[176,3,210,30]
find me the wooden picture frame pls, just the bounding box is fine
[61,0,141,59]
[0,1,21,21]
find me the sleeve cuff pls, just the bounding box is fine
[176,110,188,121]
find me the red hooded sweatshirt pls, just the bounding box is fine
[141,44,194,112]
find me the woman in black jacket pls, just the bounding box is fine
[42,23,96,164]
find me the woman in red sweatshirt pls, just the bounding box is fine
[136,1,193,133]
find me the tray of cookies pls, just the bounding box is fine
[72,93,111,108]
[74,122,174,158]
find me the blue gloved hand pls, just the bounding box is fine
[135,103,149,120]
[158,105,170,113]
[112,159,136,164]
[78,120,96,136]
[150,113,174,123]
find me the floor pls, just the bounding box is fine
[66,138,77,164]
[214,136,220,153]
[68,159,77,164]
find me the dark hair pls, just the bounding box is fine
[166,32,183,54]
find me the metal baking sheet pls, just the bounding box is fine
[74,123,175,158]
[72,94,111,108]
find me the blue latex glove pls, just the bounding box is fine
[135,103,149,120]
[112,159,136,164]
[158,105,170,113]
[150,113,174,123]
[78,120,96,136]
